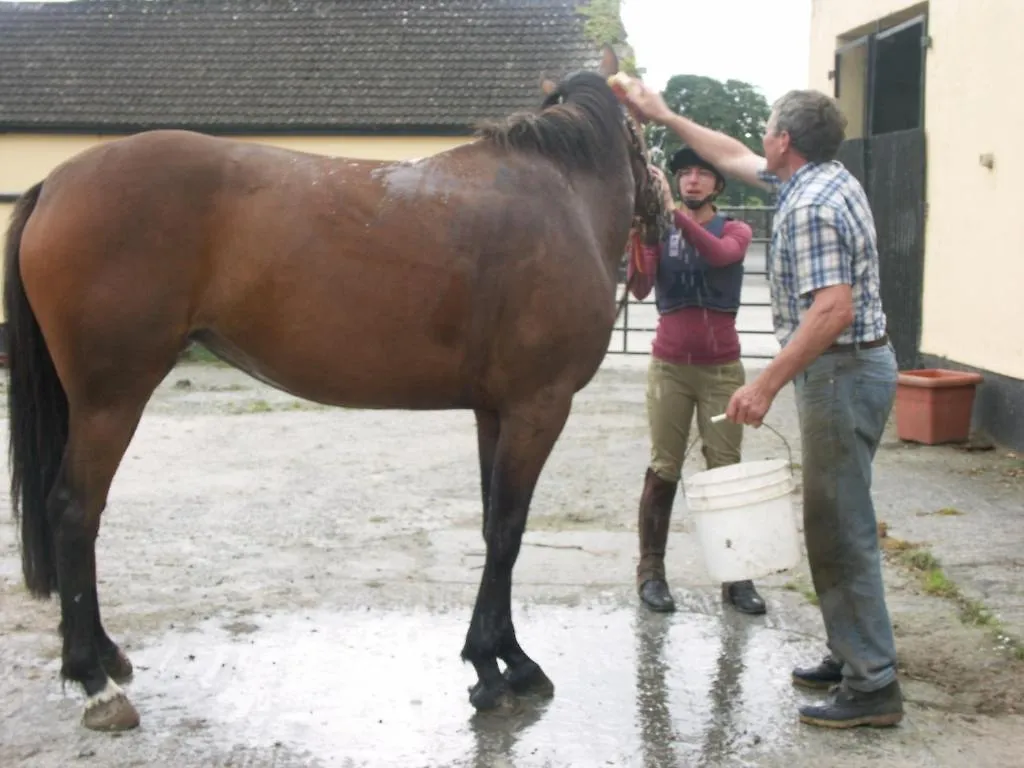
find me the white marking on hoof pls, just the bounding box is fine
[85,678,124,710]
[82,677,140,731]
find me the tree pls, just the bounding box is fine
[644,74,772,206]
[576,0,643,76]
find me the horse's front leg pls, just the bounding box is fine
[461,391,570,711]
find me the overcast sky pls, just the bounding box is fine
[621,0,813,104]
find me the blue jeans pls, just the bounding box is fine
[792,342,899,692]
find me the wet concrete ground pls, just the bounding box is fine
[2,357,1024,767]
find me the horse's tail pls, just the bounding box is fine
[4,181,68,598]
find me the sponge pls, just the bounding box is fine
[607,72,634,98]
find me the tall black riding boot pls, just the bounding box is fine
[636,467,679,612]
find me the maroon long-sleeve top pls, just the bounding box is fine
[628,209,753,365]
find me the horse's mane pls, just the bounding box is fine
[474,71,628,172]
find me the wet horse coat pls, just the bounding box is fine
[4,49,664,730]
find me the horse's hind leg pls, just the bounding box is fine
[462,390,570,711]
[95,595,134,682]
[54,394,153,731]
[58,582,135,685]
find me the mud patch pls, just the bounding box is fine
[894,606,1024,716]
[876,523,1024,715]
[222,621,261,636]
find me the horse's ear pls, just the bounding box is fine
[540,78,557,96]
[598,44,619,77]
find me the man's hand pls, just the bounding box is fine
[624,81,674,124]
[725,379,778,428]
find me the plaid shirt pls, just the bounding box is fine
[757,161,887,347]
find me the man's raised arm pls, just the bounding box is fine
[623,81,774,192]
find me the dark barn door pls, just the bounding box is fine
[867,128,926,370]
[833,12,929,369]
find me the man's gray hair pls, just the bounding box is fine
[770,90,848,163]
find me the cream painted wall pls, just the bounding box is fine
[810,0,1024,380]
[0,133,472,193]
[834,42,868,140]
[914,0,1024,379]
[0,132,472,322]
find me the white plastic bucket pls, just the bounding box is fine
[683,458,801,583]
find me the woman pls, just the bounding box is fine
[629,147,766,616]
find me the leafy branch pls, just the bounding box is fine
[575,0,642,76]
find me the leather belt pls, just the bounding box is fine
[825,333,889,354]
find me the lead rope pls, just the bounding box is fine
[615,229,643,321]
[613,109,795,477]
[615,272,636,322]
[616,107,666,324]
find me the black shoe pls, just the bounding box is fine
[639,579,676,612]
[798,680,904,728]
[722,580,766,615]
[792,654,844,690]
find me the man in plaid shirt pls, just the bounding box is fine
[624,84,902,729]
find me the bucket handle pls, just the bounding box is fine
[684,414,795,471]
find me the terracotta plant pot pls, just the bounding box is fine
[895,368,984,445]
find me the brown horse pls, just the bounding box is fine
[4,46,665,732]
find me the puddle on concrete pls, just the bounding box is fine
[109,603,819,767]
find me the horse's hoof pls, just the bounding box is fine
[83,689,140,732]
[504,660,554,698]
[468,680,518,713]
[101,649,134,683]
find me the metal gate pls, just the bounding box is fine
[609,205,779,361]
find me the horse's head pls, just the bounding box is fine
[539,46,668,247]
